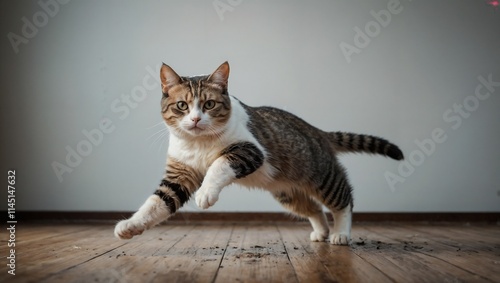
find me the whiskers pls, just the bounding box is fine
[145,121,170,154]
[145,120,166,130]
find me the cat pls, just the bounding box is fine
[114,61,404,245]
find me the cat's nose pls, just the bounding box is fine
[191,117,201,125]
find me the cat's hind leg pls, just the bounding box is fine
[273,190,329,242]
[329,204,352,245]
[115,159,202,239]
[316,163,353,245]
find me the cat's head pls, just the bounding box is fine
[159,62,231,138]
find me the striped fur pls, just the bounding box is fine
[328,132,404,160]
[220,142,264,179]
[114,62,404,245]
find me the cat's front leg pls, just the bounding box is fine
[195,158,234,209]
[114,194,169,239]
[195,142,264,209]
[115,159,201,239]
[114,180,187,239]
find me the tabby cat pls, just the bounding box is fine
[114,62,403,245]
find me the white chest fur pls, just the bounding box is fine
[167,97,276,186]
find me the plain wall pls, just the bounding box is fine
[1,0,499,212]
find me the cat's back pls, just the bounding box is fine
[242,103,327,142]
[241,102,335,181]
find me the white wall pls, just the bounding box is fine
[1,0,499,212]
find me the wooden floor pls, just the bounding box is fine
[1,222,499,283]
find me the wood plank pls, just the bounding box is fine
[0,223,90,245]
[348,226,412,283]
[42,224,197,283]
[16,225,110,259]
[399,224,500,282]
[106,224,196,257]
[43,223,234,283]
[362,224,492,282]
[278,224,336,283]
[476,224,500,235]
[1,224,128,283]
[432,224,500,242]
[215,224,297,283]
[280,223,392,283]
[404,223,500,254]
[13,225,116,267]
[142,223,233,282]
[2,222,499,283]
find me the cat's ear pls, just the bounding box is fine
[208,61,230,89]
[160,63,182,95]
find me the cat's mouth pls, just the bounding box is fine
[186,124,206,134]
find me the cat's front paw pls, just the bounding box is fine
[329,233,351,245]
[195,188,219,209]
[114,219,145,240]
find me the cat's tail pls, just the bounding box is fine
[327,131,404,160]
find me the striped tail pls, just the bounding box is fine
[327,131,404,160]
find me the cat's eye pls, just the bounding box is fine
[177,101,188,111]
[204,100,216,110]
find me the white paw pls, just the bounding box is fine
[195,188,219,209]
[310,230,329,242]
[329,233,351,245]
[114,219,145,240]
